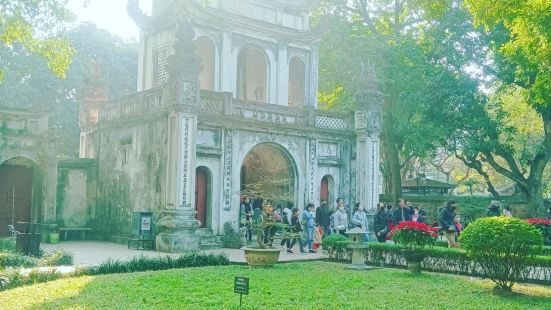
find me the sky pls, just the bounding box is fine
[67,0,152,40]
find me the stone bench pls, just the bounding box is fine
[59,227,92,241]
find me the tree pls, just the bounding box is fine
[450,0,551,214]
[0,0,75,81]
[316,1,485,202]
[0,23,138,156]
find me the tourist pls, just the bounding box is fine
[280,205,293,249]
[502,206,512,217]
[351,202,369,242]
[315,200,331,237]
[545,199,551,219]
[412,206,426,223]
[393,198,413,224]
[303,203,316,253]
[313,224,323,252]
[288,208,306,254]
[385,204,395,240]
[374,202,388,243]
[438,200,458,247]
[261,204,276,247]
[333,202,349,236]
[486,200,501,217]
[453,214,463,240]
[240,196,253,242]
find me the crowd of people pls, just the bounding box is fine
[239,195,551,252]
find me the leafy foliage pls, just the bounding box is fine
[86,252,230,276]
[526,218,551,246]
[390,221,438,249]
[459,217,544,291]
[0,0,75,81]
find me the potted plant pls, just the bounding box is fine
[390,221,438,274]
[49,228,60,244]
[242,204,285,267]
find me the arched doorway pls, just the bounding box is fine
[320,175,334,203]
[0,158,34,236]
[240,144,296,209]
[195,36,216,91]
[237,47,268,103]
[288,57,305,107]
[195,167,211,228]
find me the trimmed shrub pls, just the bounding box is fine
[322,234,350,259]
[459,217,544,291]
[86,252,230,276]
[221,222,242,249]
[526,218,551,246]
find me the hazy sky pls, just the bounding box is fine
[67,0,152,40]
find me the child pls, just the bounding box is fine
[453,215,463,243]
[313,225,323,252]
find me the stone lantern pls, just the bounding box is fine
[345,227,376,270]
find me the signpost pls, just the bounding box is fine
[234,276,249,309]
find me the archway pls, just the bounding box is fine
[195,36,216,91]
[237,47,268,103]
[195,166,211,228]
[240,144,296,209]
[0,158,35,236]
[320,175,334,204]
[288,57,305,107]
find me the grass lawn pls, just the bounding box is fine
[1,262,550,309]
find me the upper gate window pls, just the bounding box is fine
[195,36,216,91]
[237,47,268,103]
[288,57,305,107]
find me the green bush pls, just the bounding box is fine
[361,243,550,284]
[459,217,544,291]
[322,234,351,259]
[86,252,230,276]
[221,222,242,249]
[38,251,74,267]
[0,238,16,252]
[0,251,38,269]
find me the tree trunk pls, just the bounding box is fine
[382,123,402,204]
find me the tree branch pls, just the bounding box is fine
[456,152,501,197]
[356,0,380,36]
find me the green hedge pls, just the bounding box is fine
[323,242,550,284]
[0,251,73,270]
[86,252,230,275]
[0,252,231,292]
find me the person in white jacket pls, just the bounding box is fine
[333,204,349,236]
[352,202,369,242]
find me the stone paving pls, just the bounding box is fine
[41,241,325,266]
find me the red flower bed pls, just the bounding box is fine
[526,218,551,226]
[390,221,439,237]
[390,221,439,248]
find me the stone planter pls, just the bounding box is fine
[401,249,424,274]
[242,247,281,268]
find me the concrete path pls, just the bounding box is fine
[41,241,325,267]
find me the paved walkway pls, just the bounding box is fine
[41,241,325,266]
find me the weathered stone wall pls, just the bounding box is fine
[56,159,97,230]
[95,115,168,240]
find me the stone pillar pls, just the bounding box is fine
[354,62,384,240]
[156,19,202,252]
[307,137,318,204]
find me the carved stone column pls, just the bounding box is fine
[354,62,384,240]
[156,19,202,252]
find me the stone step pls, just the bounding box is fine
[199,234,222,250]
[195,228,214,236]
